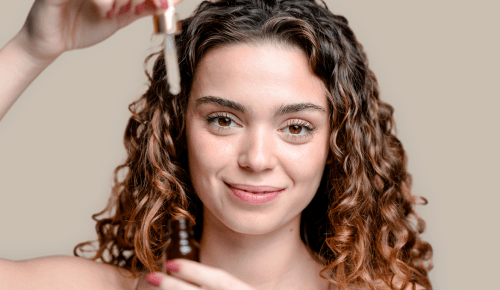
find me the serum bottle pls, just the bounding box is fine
[163,217,200,265]
[135,217,199,290]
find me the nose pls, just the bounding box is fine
[237,127,278,172]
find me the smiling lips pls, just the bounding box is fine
[225,182,285,205]
[226,183,284,193]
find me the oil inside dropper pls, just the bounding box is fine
[153,0,181,95]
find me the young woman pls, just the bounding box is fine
[0,0,432,289]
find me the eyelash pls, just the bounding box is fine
[203,112,317,140]
[203,112,238,132]
[283,119,317,140]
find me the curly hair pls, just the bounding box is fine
[74,0,433,289]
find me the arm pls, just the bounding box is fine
[0,0,181,121]
[0,31,56,121]
[0,256,138,290]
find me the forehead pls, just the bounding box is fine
[190,43,328,111]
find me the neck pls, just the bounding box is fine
[199,210,328,290]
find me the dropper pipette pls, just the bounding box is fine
[153,0,181,95]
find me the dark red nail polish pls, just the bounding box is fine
[135,3,145,15]
[144,0,157,10]
[106,2,116,19]
[120,1,133,15]
[146,273,163,287]
[165,260,180,273]
[160,0,169,10]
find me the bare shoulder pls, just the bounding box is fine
[0,256,137,290]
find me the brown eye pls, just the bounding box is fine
[281,120,316,140]
[205,113,238,129]
[288,125,303,134]
[218,117,232,126]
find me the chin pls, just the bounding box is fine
[227,218,279,235]
[204,203,299,237]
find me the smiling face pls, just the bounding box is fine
[185,43,330,236]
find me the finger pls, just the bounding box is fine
[147,272,200,290]
[91,0,116,18]
[131,0,145,15]
[96,0,182,18]
[133,0,182,17]
[132,0,157,16]
[117,0,133,16]
[96,0,132,18]
[104,0,184,30]
[166,259,255,290]
[151,0,162,9]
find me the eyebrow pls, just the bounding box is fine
[195,96,326,116]
[196,96,246,113]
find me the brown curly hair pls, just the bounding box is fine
[74,0,433,289]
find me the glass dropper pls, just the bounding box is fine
[153,0,181,95]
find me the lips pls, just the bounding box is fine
[225,182,285,205]
[225,182,284,193]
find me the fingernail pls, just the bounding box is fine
[165,260,180,273]
[135,3,145,15]
[160,0,169,9]
[146,273,163,287]
[118,1,132,15]
[106,2,116,19]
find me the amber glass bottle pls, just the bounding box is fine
[164,217,200,263]
[135,217,200,290]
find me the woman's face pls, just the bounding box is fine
[185,43,330,235]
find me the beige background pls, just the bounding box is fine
[1,1,499,289]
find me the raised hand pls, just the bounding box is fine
[146,259,256,290]
[0,0,182,120]
[18,0,183,61]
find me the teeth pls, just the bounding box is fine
[243,190,266,194]
[237,187,270,194]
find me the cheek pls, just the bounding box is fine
[280,137,329,185]
[277,139,329,218]
[186,120,237,199]
[187,130,233,173]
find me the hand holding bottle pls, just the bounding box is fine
[0,0,182,120]
[146,259,257,290]
[140,218,255,290]
[17,0,183,62]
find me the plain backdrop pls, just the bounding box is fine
[1,1,499,289]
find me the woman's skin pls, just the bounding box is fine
[0,0,181,120]
[133,43,332,290]
[0,0,332,289]
[183,43,331,290]
[0,1,425,289]
[137,43,332,290]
